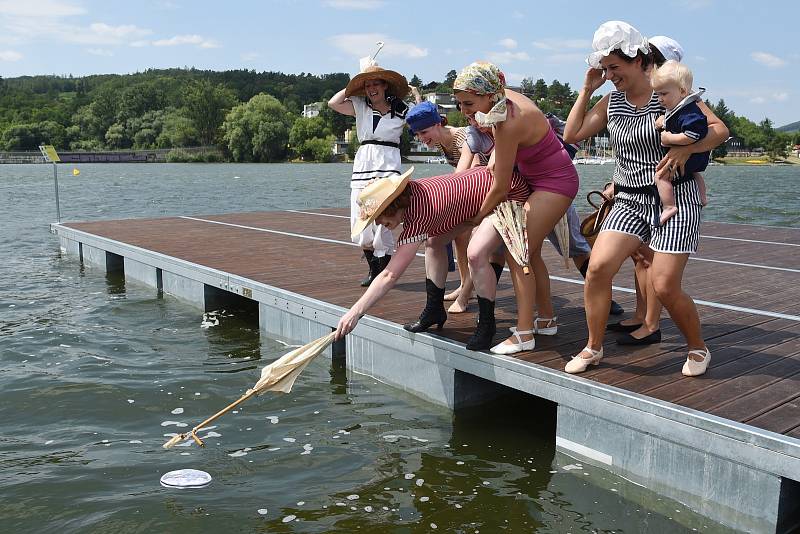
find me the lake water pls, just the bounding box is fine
[2,162,797,533]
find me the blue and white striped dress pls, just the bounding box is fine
[602,91,704,253]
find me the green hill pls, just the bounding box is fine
[777,120,800,133]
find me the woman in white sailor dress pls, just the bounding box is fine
[329,64,410,286]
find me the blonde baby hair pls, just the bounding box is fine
[651,60,694,92]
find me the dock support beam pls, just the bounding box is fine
[556,404,790,533]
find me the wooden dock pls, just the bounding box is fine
[52,209,800,532]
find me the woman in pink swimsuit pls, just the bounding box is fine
[454,61,579,354]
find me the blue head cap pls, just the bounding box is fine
[406,101,443,134]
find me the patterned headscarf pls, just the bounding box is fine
[453,62,507,127]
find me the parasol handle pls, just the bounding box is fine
[163,389,258,449]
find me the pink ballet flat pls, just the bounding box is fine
[565,346,603,374]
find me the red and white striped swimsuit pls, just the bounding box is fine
[397,167,530,245]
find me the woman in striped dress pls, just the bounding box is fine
[563,21,729,376]
[406,101,494,314]
[333,166,530,341]
[329,63,410,287]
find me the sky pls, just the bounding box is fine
[0,0,797,126]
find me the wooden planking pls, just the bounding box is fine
[63,210,800,436]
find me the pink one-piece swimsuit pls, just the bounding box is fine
[515,127,579,199]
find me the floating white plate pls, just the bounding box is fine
[160,469,212,489]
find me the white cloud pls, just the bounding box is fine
[750,51,786,68]
[532,38,591,51]
[0,0,85,17]
[0,50,22,61]
[324,0,384,9]
[498,38,517,49]
[693,55,707,62]
[504,72,525,85]
[486,51,530,64]
[511,10,524,19]
[330,33,427,59]
[86,48,113,57]
[88,23,152,42]
[0,5,153,47]
[727,87,790,105]
[152,34,220,48]
[241,51,259,62]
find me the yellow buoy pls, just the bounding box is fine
[72,168,80,176]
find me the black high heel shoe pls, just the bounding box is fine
[404,279,447,333]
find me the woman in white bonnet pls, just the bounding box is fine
[606,34,688,340]
[563,21,729,376]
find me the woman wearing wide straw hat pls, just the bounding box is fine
[329,60,410,287]
[333,166,530,342]
[452,61,579,354]
[562,21,728,376]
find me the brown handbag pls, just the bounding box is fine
[580,189,614,247]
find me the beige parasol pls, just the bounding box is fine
[163,332,336,449]
[553,213,571,270]
[489,200,530,275]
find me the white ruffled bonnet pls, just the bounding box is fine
[587,21,650,68]
[649,35,684,63]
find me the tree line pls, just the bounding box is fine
[0,69,796,163]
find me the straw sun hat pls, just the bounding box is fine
[351,167,414,238]
[344,65,410,99]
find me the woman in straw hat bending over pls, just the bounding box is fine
[453,62,579,354]
[334,166,530,343]
[329,60,410,287]
[562,21,728,376]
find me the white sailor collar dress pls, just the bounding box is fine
[349,96,407,189]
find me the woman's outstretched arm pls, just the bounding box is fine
[335,241,419,339]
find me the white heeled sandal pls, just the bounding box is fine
[534,316,558,336]
[490,328,535,355]
[565,346,603,374]
[682,347,711,376]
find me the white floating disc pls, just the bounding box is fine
[160,469,212,489]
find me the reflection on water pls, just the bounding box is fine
[0,162,766,532]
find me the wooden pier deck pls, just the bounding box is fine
[58,208,800,438]
[53,209,800,531]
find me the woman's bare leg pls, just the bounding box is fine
[448,231,474,313]
[495,191,572,349]
[581,231,642,354]
[466,220,503,301]
[628,246,663,339]
[650,251,706,356]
